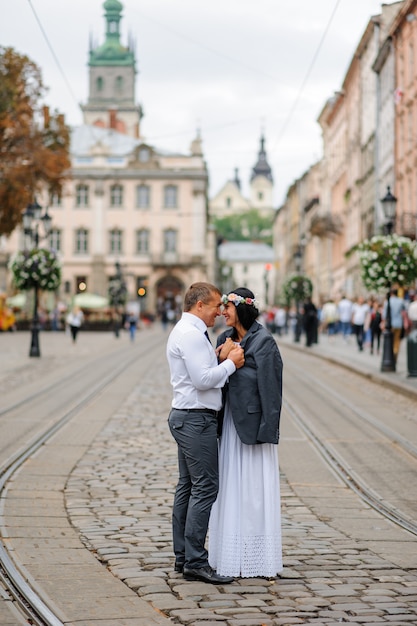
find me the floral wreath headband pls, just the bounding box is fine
[221,293,259,308]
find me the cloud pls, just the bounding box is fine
[1,0,386,204]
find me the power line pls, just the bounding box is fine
[26,0,343,167]
[129,6,283,83]
[27,0,80,108]
[270,0,343,153]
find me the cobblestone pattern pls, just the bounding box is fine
[66,351,417,625]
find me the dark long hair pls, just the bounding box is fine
[229,287,259,331]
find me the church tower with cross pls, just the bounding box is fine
[249,134,274,212]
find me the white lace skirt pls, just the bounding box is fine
[208,401,283,578]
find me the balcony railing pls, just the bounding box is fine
[309,213,343,237]
[150,252,204,267]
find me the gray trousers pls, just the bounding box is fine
[168,408,219,569]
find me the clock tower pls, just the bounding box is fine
[81,0,142,137]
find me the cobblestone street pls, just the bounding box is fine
[64,337,417,626]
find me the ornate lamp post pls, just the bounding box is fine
[22,200,53,357]
[380,186,397,372]
[293,241,306,343]
[108,261,127,337]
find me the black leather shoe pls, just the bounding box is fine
[183,565,234,584]
[174,561,184,573]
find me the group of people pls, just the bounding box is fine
[166,282,283,584]
[264,290,415,366]
[317,290,414,363]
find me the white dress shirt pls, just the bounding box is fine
[352,303,369,325]
[166,312,236,410]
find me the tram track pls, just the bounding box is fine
[283,350,417,538]
[0,331,164,626]
[1,332,415,624]
[287,359,417,461]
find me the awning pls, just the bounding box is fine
[72,292,109,309]
[6,293,27,309]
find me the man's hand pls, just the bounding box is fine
[228,345,245,369]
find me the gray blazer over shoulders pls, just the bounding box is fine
[216,321,283,445]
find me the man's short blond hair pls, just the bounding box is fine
[183,282,221,312]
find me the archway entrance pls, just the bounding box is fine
[156,275,184,323]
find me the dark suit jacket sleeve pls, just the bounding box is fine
[253,333,283,443]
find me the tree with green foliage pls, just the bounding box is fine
[214,209,273,245]
[0,47,70,236]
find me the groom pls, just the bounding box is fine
[166,282,244,584]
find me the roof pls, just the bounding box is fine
[70,125,140,156]
[89,0,135,67]
[218,241,274,262]
[250,135,273,182]
[70,125,181,158]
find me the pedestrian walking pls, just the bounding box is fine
[321,297,338,339]
[127,312,138,342]
[382,288,406,363]
[351,296,369,351]
[337,295,353,340]
[274,305,287,336]
[66,306,84,343]
[368,301,383,355]
[302,297,318,347]
[209,287,283,579]
[166,282,244,585]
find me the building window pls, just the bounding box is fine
[115,76,123,93]
[49,228,61,252]
[96,76,104,92]
[164,229,177,253]
[164,185,178,208]
[136,228,149,254]
[226,196,232,208]
[258,191,263,201]
[139,147,150,162]
[75,228,89,254]
[136,184,150,208]
[49,192,62,207]
[110,184,123,207]
[109,229,123,254]
[76,184,89,207]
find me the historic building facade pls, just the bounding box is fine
[273,0,417,306]
[4,0,213,317]
[210,135,275,220]
[209,135,276,307]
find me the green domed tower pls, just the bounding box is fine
[81,0,142,137]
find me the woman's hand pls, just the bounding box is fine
[216,337,235,362]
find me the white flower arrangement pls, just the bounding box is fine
[355,234,417,292]
[282,274,313,304]
[9,248,61,291]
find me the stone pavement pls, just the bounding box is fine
[63,328,417,625]
[1,329,417,625]
[277,328,417,401]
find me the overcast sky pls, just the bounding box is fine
[2,0,393,205]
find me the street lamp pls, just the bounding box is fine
[22,200,53,357]
[264,263,272,308]
[293,244,304,343]
[381,186,397,235]
[380,186,397,372]
[108,261,127,337]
